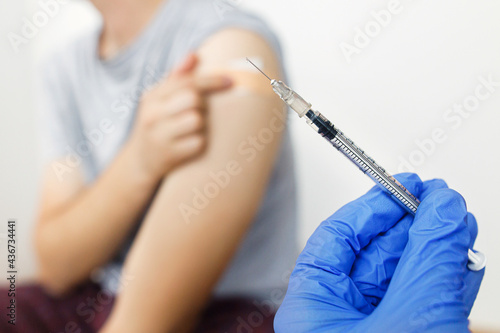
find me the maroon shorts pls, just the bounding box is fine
[0,282,275,333]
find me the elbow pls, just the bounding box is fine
[37,266,74,298]
[34,228,75,297]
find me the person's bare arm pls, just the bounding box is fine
[35,148,159,296]
[101,29,287,333]
[35,56,231,296]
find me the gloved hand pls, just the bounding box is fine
[274,173,484,333]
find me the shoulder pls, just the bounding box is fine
[197,28,282,80]
[37,28,97,87]
[180,0,264,25]
[178,0,283,61]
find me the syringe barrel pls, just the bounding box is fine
[264,70,486,271]
[271,80,311,117]
[301,108,488,270]
[304,109,420,215]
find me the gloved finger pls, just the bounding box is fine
[466,213,478,248]
[419,178,448,201]
[406,188,471,282]
[303,173,422,276]
[350,214,413,308]
[463,268,485,316]
[366,189,472,331]
[279,173,423,322]
[463,212,482,316]
[350,178,449,307]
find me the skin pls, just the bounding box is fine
[35,54,231,295]
[35,0,286,332]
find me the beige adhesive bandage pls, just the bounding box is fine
[201,57,276,96]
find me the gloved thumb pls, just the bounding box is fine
[407,188,471,270]
[368,189,474,332]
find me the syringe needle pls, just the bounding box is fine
[246,57,272,81]
[249,54,486,272]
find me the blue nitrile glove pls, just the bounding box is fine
[274,173,484,333]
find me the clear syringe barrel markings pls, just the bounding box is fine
[245,58,485,271]
[269,78,419,214]
[303,109,420,214]
[293,106,484,270]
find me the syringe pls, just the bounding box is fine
[246,58,486,271]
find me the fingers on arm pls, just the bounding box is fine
[171,53,198,76]
[161,89,205,116]
[169,134,206,163]
[194,75,233,92]
[160,29,286,218]
[111,29,289,328]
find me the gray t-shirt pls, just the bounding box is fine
[38,0,298,300]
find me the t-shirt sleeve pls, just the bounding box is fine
[179,1,286,70]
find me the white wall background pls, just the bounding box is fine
[1,0,499,330]
[0,0,38,287]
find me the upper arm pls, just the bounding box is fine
[103,29,288,328]
[156,28,286,225]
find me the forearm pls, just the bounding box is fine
[36,46,230,296]
[36,142,159,294]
